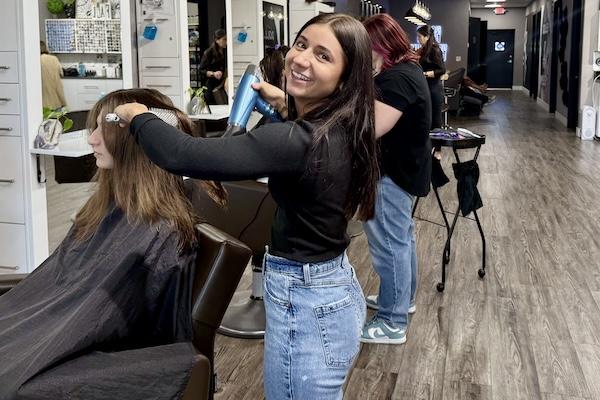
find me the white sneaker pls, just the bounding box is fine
[365,295,416,314]
[360,317,407,344]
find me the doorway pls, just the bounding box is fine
[486,29,515,88]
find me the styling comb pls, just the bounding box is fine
[105,108,179,127]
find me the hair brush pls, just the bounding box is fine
[105,108,179,127]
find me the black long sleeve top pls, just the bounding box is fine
[199,46,226,90]
[130,113,352,263]
[419,46,446,81]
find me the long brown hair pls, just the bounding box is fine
[73,88,226,251]
[417,25,443,66]
[288,13,379,221]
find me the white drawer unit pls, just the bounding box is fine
[0,223,27,274]
[77,93,102,109]
[105,79,123,94]
[0,84,20,114]
[137,18,179,58]
[141,76,181,96]
[62,79,123,111]
[0,136,25,224]
[0,0,18,52]
[0,52,19,83]
[0,115,20,136]
[79,82,104,94]
[141,57,180,77]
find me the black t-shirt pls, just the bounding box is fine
[420,46,446,82]
[130,114,351,263]
[375,62,432,196]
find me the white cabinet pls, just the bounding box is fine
[105,79,123,94]
[141,57,180,76]
[62,79,123,111]
[0,52,19,83]
[1,0,50,272]
[137,18,179,58]
[141,76,181,96]
[289,0,334,39]
[0,0,18,52]
[0,115,20,136]
[136,2,188,109]
[0,224,27,275]
[0,136,25,224]
[0,84,21,115]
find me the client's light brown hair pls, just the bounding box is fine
[73,88,227,251]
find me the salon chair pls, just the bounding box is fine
[443,67,466,123]
[0,223,252,400]
[186,179,276,339]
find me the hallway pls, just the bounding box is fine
[212,91,600,399]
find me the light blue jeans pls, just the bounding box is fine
[263,251,366,400]
[363,175,418,330]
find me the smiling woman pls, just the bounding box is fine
[112,13,377,399]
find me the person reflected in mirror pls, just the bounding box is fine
[200,29,228,104]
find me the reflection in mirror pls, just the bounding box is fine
[228,0,287,95]
[187,0,227,105]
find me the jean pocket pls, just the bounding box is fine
[264,270,290,308]
[314,294,361,368]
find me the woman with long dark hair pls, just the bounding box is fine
[417,25,446,129]
[0,88,226,399]
[115,13,377,399]
[199,28,227,104]
[360,14,431,345]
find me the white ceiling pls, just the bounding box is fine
[470,0,532,8]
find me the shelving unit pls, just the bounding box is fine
[188,22,204,89]
[45,19,122,54]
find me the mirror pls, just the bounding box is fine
[226,0,287,99]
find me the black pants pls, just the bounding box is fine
[428,79,443,129]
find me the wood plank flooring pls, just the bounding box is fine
[46,91,600,399]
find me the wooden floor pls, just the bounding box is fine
[47,91,600,399]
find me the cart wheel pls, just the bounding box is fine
[478,269,485,279]
[436,282,445,292]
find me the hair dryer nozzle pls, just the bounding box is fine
[223,64,282,137]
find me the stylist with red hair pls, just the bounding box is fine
[361,14,432,345]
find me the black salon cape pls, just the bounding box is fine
[0,207,197,400]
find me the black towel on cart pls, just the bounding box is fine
[452,159,483,216]
[431,156,450,188]
[0,207,197,400]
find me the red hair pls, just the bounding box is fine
[363,14,420,71]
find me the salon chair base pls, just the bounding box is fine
[218,265,265,338]
[218,293,266,339]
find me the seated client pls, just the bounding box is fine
[0,88,226,399]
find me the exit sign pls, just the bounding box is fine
[494,7,507,15]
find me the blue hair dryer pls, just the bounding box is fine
[223,64,282,137]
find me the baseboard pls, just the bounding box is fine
[555,112,568,126]
[487,88,512,91]
[576,127,581,137]
[512,85,526,92]
[536,97,550,112]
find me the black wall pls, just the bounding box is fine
[388,0,470,73]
